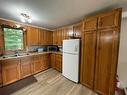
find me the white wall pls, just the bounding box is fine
[118,18,127,88]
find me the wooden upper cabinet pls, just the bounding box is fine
[83,17,97,31]
[98,8,122,29]
[94,29,119,95]
[73,22,83,37]
[53,31,57,45]
[80,31,96,89]
[2,59,20,85]
[20,57,33,78]
[39,29,52,45]
[47,31,53,45]
[27,26,39,46]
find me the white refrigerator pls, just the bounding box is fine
[62,39,80,83]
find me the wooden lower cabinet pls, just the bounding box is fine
[80,31,96,89]
[2,59,20,85]
[33,54,50,74]
[20,57,33,78]
[51,54,56,69]
[42,54,50,70]
[51,54,62,72]
[0,64,2,86]
[33,55,43,74]
[55,54,62,72]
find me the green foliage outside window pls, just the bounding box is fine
[4,28,24,50]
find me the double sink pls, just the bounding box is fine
[0,53,30,59]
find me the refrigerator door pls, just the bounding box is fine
[63,39,80,54]
[62,52,79,83]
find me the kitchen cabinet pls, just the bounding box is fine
[80,31,96,89]
[51,54,56,69]
[0,28,3,55]
[53,29,63,46]
[98,9,121,29]
[0,64,2,87]
[51,53,62,72]
[80,8,122,95]
[27,26,39,46]
[64,26,73,39]
[94,29,119,95]
[55,54,62,72]
[53,31,57,45]
[2,59,20,85]
[20,57,33,78]
[42,54,50,70]
[73,22,82,37]
[33,54,50,74]
[33,55,43,74]
[83,17,97,31]
[47,31,53,45]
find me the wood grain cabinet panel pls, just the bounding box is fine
[2,59,20,85]
[73,22,83,37]
[0,29,3,55]
[27,26,39,45]
[51,54,56,69]
[98,9,122,29]
[80,31,96,89]
[0,64,2,86]
[83,17,97,31]
[33,55,43,74]
[55,54,62,72]
[20,57,33,78]
[94,29,119,95]
[42,54,50,70]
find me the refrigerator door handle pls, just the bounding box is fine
[63,52,78,55]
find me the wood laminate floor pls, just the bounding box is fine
[1,68,98,95]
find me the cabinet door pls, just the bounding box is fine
[53,31,57,45]
[73,22,83,37]
[43,54,50,70]
[2,59,20,85]
[39,29,44,45]
[27,27,39,45]
[0,63,2,86]
[33,55,42,74]
[0,29,3,55]
[98,8,122,29]
[80,31,96,89]
[84,17,97,31]
[94,29,119,95]
[55,54,62,72]
[20,57,33,78]
[51,54,56,69]
[47,31,53,45]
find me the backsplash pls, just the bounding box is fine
[27,45,47,52]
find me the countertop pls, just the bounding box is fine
[0,51,62,61]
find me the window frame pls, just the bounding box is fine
[1,25,26,53]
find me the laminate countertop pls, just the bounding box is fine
[0,51,62,61]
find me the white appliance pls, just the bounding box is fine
[62,39,80,83]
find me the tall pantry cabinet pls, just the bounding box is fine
[80,8,122,95]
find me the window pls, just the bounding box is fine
[3,28,24,50]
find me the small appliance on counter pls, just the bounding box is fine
[47,46,58,52]
[37,48,45,52]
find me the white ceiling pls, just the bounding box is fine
[0,0,127,29]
